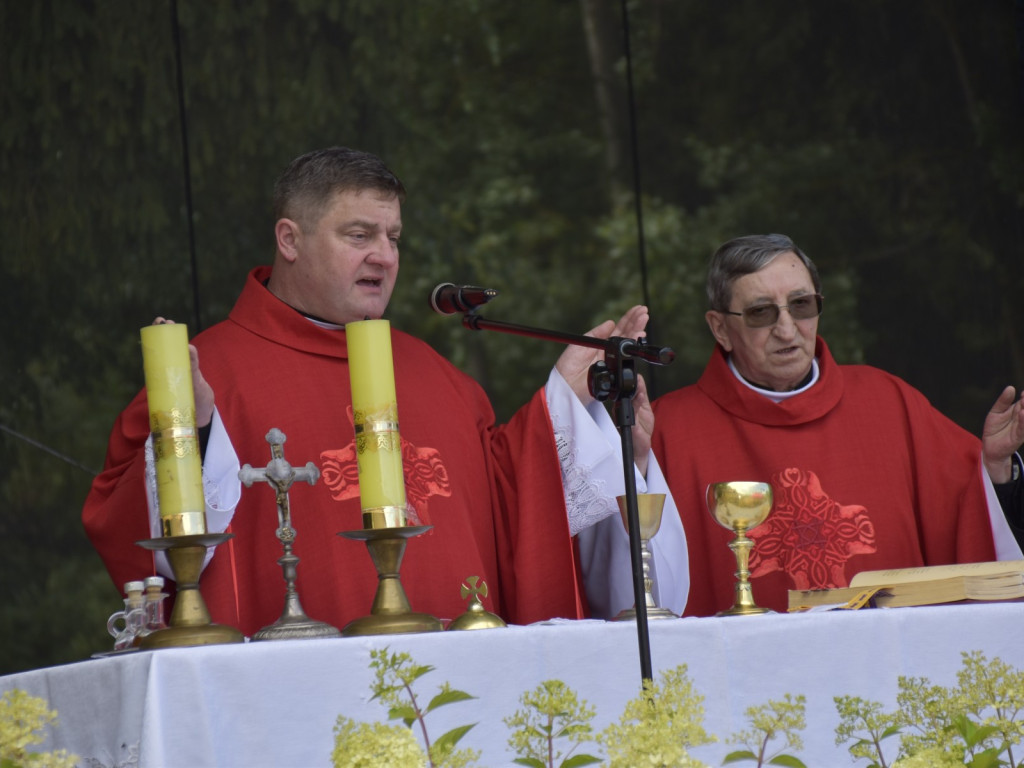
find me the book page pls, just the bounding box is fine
[850,560,1024,588]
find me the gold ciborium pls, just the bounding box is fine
[614,493,678,621]
[707,481,774,616]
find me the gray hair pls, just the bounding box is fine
[272,147,406,231]
[706,234,822,311]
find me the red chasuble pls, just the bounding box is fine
[83,267,583,636]
[652,338,997,617]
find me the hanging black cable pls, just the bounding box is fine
[618,0,658,398]
[0,424,99,477]
[169,0,203,332]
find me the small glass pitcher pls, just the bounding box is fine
[107,580,146,650]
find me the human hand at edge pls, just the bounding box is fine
[554,305,650,405]
[153,317,214,428]
[633,373,652,478]
[982,385,1024,483]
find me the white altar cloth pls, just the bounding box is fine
[3,603,1022,767]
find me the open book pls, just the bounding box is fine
[788,560,1024,611]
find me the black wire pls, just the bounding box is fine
[618,0,659,398]
[619,0,650,309]
[0,424,99,477]
[169,0,203,333]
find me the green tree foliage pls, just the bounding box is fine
[0,0,1021,673]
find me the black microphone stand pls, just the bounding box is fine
[460,310,674,684]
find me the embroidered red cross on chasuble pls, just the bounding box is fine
[652,338,997,617]
[748,467,876,591]
[320,407,452,527]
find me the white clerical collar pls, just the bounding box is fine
[304,315,344,331]
[727,357,820,403]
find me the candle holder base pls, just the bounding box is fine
[136,534,245,648]
[338,525,443,637]
[613,606,679,621]
[253,617,341,641]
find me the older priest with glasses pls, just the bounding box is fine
[581,233,1024,619]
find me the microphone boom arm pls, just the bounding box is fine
[461,312,675,366]
[460,309,672,684]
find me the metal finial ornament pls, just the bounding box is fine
[239,428,341,639]
[447,576,506,630]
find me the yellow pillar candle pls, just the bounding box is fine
[346,319,408,528]
[140,323,207,537]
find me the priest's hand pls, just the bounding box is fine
[982,385,1024,483]
[554,305,652,475]
[152,317,215,428]
[632,373,653,478]
[554,305,650,404]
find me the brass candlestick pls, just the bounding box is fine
[707,481,774,616]
[614,493,678,621]
[136,533,245,648]
[338,525,443,636]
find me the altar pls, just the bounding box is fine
[3,602,1022,767]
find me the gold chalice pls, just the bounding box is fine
[706,481,774,616]
[614,493,678,621]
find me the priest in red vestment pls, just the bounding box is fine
[644,233,1024,617]
[82,147,658,636]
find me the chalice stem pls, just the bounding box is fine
[729,530,758,610]
[641,541,657,609]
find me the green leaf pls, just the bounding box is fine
[387,704,418,726]
[405,663,435,682]
[968,724,1001,747]
[425,687,476,713]
[559,755,602,768]
[723,750,759,764]
[880,725,903,739]
[966,747,1008,768]
[768,755,808,768]
[432,722,476,755]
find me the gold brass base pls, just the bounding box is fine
[137,533,245,648]
[342,611,443,636]
[717,603,772,617]
[338,525,443,637]
[614,606,679,621]
[140,622,245,649]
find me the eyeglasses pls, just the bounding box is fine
[723,293,823,328]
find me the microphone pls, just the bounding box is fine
[429,283,499,315]
[622,338,676,365]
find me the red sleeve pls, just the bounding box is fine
[897,380,996,565]
[81,389,158,591]
[486,387,585,625]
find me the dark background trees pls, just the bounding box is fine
[1,0,1021,674]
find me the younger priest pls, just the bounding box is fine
[82,146,686,636]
